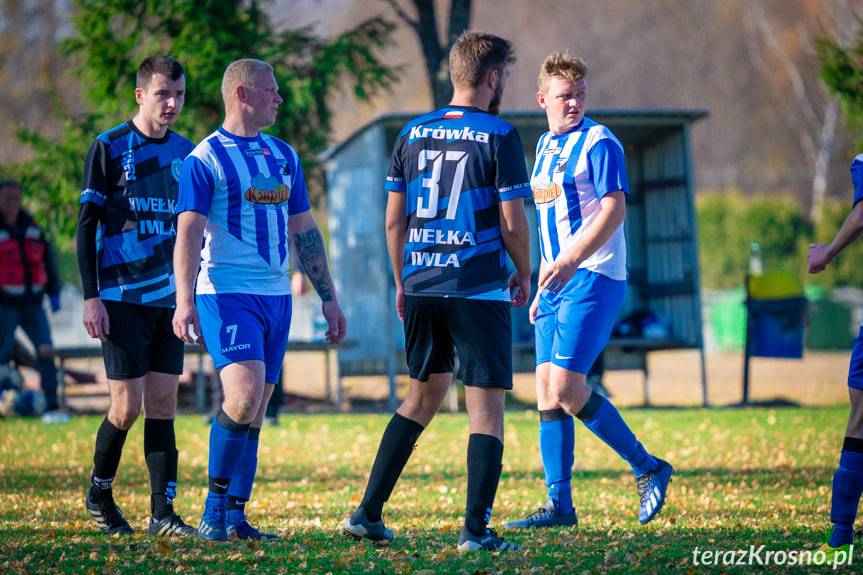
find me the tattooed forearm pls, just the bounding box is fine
[293,228,334,302]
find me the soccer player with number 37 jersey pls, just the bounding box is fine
[343,32,532,553]
[506,53,673,531]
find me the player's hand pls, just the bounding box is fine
[538,256,579,294]
[528,292,540,325]
[807,243,832,274]
[508,270,531,308]
[82,297,110,341]
[395,284,406,322]
[322,300,347,345]
[172,301,203,346]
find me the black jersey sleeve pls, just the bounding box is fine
[494,128,530,193]
[81,137,111,197]
[76,201,102,300]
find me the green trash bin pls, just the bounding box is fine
[709,287,745,350]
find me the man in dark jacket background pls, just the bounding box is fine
[0,179,64,422]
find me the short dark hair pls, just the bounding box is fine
[137,55,185,90]
[0,180,21,192]
[449,31,515,89]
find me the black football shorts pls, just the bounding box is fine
[101,300,184,380]
[403,296,513,388]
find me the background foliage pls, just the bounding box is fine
[816,26,863,153]
[696,190,863,290]
[0,0,398,258]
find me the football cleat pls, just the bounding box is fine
[457,526,522,552]
[198,500,228,542]
[227,519,279,541]
[342,508,394,545]
[504,498,578,529]
[85,488,134,536]
[148,513,198,537]
[637,458,674,524]
[816,542,853,565]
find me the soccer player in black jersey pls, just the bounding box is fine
[77,55,196,538]
[343,31,532,552]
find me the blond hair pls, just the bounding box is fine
[537,53,588,94]
[449,31,515,89]
[221,59,273,110]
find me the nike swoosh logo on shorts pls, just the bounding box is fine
[554,352,576,360]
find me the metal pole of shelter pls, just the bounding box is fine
[741,272,752,406]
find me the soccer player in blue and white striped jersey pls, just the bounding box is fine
[174,59,346,542]
[506,53,673,530]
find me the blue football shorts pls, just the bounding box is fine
[197,293,292,384]
[848,326,863,390]
[534,268,626,374]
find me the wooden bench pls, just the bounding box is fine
[55,340,357,411]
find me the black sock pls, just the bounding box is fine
[92,418,129,498]
[227,496,247,512]
[464,433,503,537]
[144,418,178,520]
[360,413,424,522]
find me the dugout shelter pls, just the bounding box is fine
[321,110,709,408]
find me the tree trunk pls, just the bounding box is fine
[810,99,839,222]
[393,0,472,109]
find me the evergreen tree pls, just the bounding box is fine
[816,27,863,152]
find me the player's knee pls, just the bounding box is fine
[110,404,141,429]
[225,398,256,423]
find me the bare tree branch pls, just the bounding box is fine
[382,0,419,32]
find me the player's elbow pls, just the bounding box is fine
[850,203,863,233]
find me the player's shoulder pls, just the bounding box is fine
[399,107,516,139]
[188,129,223,156]
[94,121,134,146]
[583,117,623,149]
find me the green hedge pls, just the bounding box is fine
[696,190,863,289]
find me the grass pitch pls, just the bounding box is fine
[0,405,851,573]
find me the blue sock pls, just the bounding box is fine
[539,409,574,515]
[829,444,863,547]
[578,395,658,476]
[207,410,250,491]
[227,429,260,526]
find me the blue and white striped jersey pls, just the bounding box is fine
[531,117,629,281]
[385,106,531,300]
[80,121,194,307]
[177,128,310,295]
